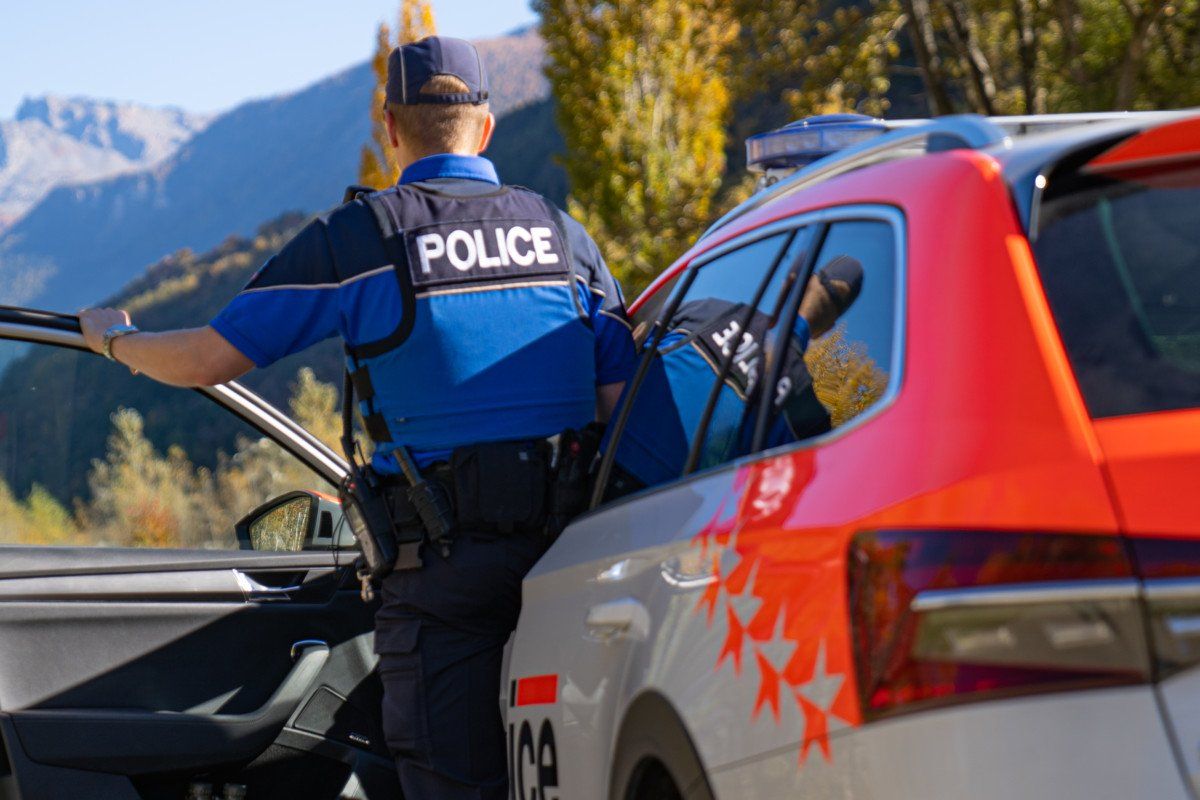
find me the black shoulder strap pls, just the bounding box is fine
[332,187,412,447]
[347,189,418,361]
[340,368,358,462]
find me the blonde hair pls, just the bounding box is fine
[387,75,490,156]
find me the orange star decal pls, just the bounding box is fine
[691,454,857,767]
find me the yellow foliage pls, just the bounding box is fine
[0,481,79,545]
[732,0,900,120]
[539,0,738,294]
[289,367,342,452]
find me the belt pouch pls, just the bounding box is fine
[451,441,549,533]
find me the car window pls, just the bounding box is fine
[714,216,899,462]
[0,338,336,550]
[604,229,812,496]
[1034,162,1200,417]
[788,220,897,434]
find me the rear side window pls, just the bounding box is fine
[1034,162,1200,417]
[798,221,897,431]
[600,210,902,502]
[734,218,898,457]
[605,231,807,493]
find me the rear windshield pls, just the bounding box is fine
[1033,161,1200,418]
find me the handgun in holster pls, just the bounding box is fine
[337,365,458,600]
[393,446,455,560]
[546,422,605,540]
[339,442,456,596]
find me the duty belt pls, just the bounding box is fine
[382,438,553,542]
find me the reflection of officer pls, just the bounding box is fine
[612,256,862,490]
[79,36,637,800]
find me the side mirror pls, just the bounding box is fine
[235,490,350,552]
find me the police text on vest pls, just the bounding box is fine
[416,226,560,274]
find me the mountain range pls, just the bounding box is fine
[0,96,207,231]
[0,26,561,314]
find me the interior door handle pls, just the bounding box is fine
[233,570,302,602]
[585,598,650,641]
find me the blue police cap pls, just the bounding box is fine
[386,36,490,106]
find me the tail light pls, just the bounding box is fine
[849,530,1151,720]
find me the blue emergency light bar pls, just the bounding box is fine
[746,113,889,172]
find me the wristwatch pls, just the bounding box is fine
[101,323,140,361]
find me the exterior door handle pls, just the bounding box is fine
[585,598,650,641]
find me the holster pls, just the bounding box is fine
[338,463,399,581]
[385,438,553,541]
[546,422,605,539]
[379,429,599,561]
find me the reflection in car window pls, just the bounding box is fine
[797,220,896,431]
[603,215,899,502]
[607,231,809,494]
[0,339,335,550]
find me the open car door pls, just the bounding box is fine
[0,308,399,800]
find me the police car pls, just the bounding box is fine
[504,110,1200,800]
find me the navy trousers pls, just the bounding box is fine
[374,533,545,800]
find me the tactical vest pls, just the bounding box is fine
[345,183,597,460]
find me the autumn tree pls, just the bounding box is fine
[898,0,1200,114]
[289,367,342,452]
[727,1,902,165]
[359,0,438,188]
[78,370,339,551]
[83,409,209,548]
[538,0,739,293]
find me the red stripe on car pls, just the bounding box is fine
[516,674,557,706]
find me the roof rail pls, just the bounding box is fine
[700,110,1180,241]
[978,110,1178,136]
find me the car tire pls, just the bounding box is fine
[609,693,715,800]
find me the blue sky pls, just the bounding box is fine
[0,1,537,117]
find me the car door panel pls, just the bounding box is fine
[0,315,399,798]
[0,557,347,713]
[0,551,397,798]
[9,641,329,773]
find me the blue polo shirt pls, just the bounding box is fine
[212,154,638,467]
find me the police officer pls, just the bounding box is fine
[78,36,638,800]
